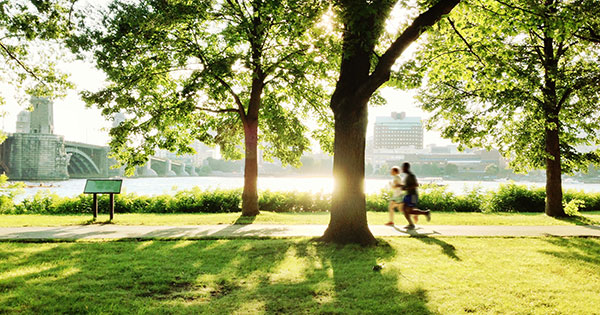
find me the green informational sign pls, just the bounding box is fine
[84,179,123,194]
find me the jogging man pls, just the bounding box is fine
[400,162,431,229]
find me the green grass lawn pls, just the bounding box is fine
[1,211,599,227]
[0,237,598,314]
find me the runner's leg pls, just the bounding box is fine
[401,203,415,226]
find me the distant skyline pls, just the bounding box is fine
[2,60,451,148]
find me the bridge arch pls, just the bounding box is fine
[65,147,101,176]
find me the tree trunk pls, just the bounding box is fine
[544,116,565,217]
[320,97,377,245]
[242,120,260,216]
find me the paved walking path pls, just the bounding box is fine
[1,224,599,240]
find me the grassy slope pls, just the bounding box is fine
[1,211,599,227]
[0,238,598,314]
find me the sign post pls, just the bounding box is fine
[83,179,123,220]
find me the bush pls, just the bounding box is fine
[259,190,330,212]
[419,184,457,212]
[7,183,600,214]
[484,183,545,213]
[366,189,389,212]
[564,199,584,217]
[563,190,600,212]
[0,195,15,214]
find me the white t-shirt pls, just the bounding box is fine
[390,174,405,198]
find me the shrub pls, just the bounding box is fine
[453,187,484,212]
[8,184,600,214]
[484,183,545,213]
[564,199,584,217]
[419,184,457,212]
[259,190,330,212]
[563,190,600,211]
[0,195,14,214]
[366,189,389,212]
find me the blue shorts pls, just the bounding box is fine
[403,194,418,207]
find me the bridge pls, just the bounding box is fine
[0,97,203,180]
[64,141,202,179]
[0,135,202,180]
[64,141,110,178]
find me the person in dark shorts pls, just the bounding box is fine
[400,162,430,229]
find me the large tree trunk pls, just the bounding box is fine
[242,120,260,216]
[320,97,376,245]
[545,120,564,217]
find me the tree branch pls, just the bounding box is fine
[212,74,247,120]
[529,31,545,63]
[195,106,239,114]
[361,0,461,98]
[263,48,306,75]
[446,17,486,66]
[556,87,572,111]
[493,0,543,17]
[189,28,247,122]
[0,41,45,85]
[417,49,470,70]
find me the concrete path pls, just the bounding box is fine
[0,224,599,240]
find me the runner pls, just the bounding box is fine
[400,162,431,229]
[385,166,404,226]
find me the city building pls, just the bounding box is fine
[374,112,423,150]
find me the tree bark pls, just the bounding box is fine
[242,119,260,216]
[545,116,565,217]
[320,97,377,245]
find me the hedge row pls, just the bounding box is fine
[2,184,599,215]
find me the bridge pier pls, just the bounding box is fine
[137,161,158,177]
[149,158,176,176]
[165,160,177,176]
[172,162,189,176]
[0,133,69,180]
[185,164,198,176]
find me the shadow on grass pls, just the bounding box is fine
[540,237,600,268]
[233,214,257,225]
[83,218,113,225]
[0,238,434,314]
[554,214,600,225]
[413,236,460,261]
[390,226,460,261]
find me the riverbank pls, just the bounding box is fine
[9,176,600,202]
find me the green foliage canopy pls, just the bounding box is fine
[81,0,336,174]
[0,0,75,107]
[403,0,600,174]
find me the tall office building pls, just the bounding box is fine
[374,112,423,150]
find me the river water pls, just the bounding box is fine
[10,176,600,201]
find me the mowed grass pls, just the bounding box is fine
[1,211,599,227]
[0,237,599,314]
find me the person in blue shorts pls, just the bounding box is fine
[400,162,431,229]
